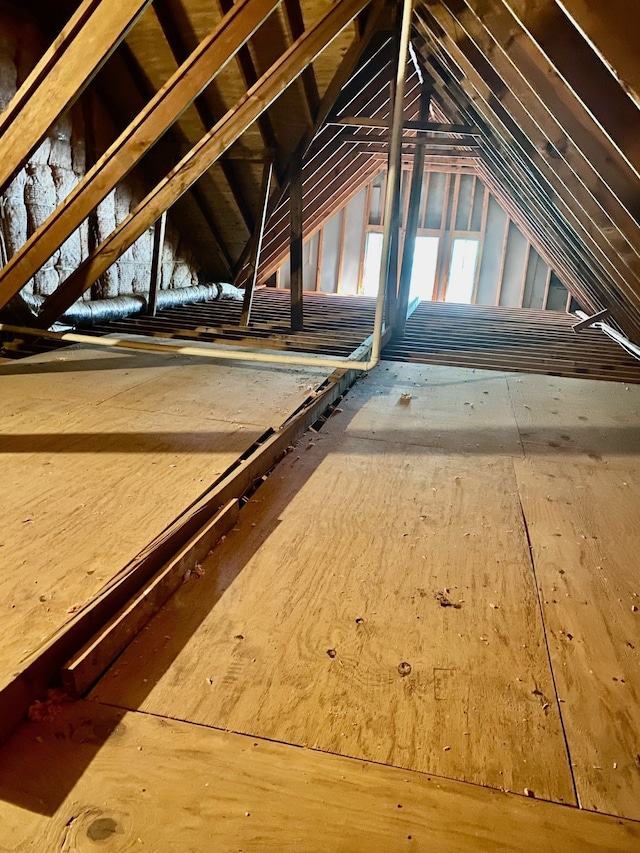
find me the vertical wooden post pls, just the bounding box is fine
[147,211,167,316]
[241,156,274,326]
[372,0,413,357]
[396,84,432,337]
[290,153,304,331]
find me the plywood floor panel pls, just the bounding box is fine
[514,458,640,820]
[0,347,328,701]
[1,702,636,853]
[0,347,186,409]
[92,431,575,804]
[506,374,640,465]
[97,358,328,426]
[323,364,523,456]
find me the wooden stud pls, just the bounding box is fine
[240,158,274,326]
[147,212,167,317]
[290,153,304,330]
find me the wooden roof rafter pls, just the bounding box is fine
[152,0,257,234]
[33,0,377,327]
[413,3,640,338]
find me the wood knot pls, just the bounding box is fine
[87,817,118,842]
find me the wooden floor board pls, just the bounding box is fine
[1,701,636,853]
[514,458,640,820]
[92,427,575,804]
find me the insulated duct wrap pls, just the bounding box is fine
[22,282,243,326]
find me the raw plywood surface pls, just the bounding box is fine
[323,363,523,455]
[93,431,575,805]
[0,346,328,695]
[506,374,640,465]
[1,702,636,853]
[514,458,640,820]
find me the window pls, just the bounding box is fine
[361,232,383,296]
[445,238,479,303]
[410,236,439,300]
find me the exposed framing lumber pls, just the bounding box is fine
[0,0,153,194]
[378,0,413,340]
[342,135,478,147]
[497,0,640,183]
[241,2,393,284]
[36,0,375,328]
[152,0,256,233]
[218,0,281,169]
[283,0,321,121]
[240,158,275,326]
[332,117,474,134]
[0,0,280,315]
[416,17,638,332]
[556,0,640,112]
[113,43,235,277]
[289,153,304,330]
[450,0,640,276]
[147,211,167,316]
[422,0,640,331]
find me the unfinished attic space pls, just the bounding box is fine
[2,0,640,849]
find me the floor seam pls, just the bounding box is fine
[513,457,580,807]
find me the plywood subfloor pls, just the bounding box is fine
[1,701,638,853]
[515,458,640,818]
[0,702,640,853]
[90,362,640,824]
[0,346,327,698]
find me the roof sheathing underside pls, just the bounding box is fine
[0,1,639,342]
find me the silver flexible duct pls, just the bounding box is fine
[21,282,243,326]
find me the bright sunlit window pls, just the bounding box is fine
[410,236,439,300]
[362,232,383,296]
[445,238,479,303]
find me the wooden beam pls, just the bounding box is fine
[556,0,640,112]
[283,0,321,120]
[0,0,280,314]
[343,134,478,147]
[147,211,167,317]
[36,0,374,327]
[290,154,304,330]
[241,3,392,283]
[152,0,256,233]
[332,117,475,134]
[0,0,153,194]
[218,0,282,171]
[240,158,274,326]
[416,10,640,335]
